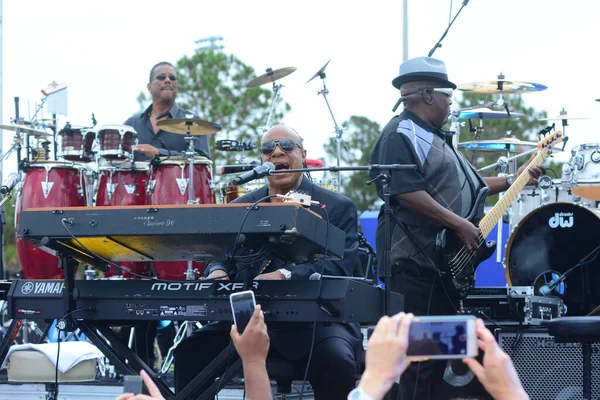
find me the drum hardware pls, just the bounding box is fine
[247,66,296,132]
[215,139,254,152]
[307,59,344,191]
[157,118,221,205]
[540,108,588,139]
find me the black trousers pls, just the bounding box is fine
[392,261,459,400]
[174,323,362,400]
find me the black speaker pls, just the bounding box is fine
[496,327,600,400]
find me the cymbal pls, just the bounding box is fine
[0,123,50,137]
[247,67,296,88]
[539,113,588,121]
[306,59,332,83]
[157,118,222,136]
[459,138,538,153]
[458,107,525,119]
[458,80,547,94]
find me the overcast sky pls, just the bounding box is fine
[2,0,599,179]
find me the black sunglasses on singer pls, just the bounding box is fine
[260,139,302,155]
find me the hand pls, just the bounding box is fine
[453,218,480,252]
[358,313,414,400]
[205,269,229,280]
[133,144,160,158]
[116,370,165,400]
[463,319,529,400]
[230,305,270,365]
[517,154,545,186]
[254,271,285,281]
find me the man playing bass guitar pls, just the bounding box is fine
[368,56,544,400]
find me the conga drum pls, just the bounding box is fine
[149,156,215,280]
[16,161,87,279]
[96,160,153,278]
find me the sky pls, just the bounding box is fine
[2,0,600,180]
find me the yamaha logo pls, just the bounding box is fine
[21,282,34,295]
[549,212,573,228]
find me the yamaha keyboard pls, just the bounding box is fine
[16,203,345,263]
[7,279,404,324]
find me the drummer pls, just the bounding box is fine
[124,61,210,162]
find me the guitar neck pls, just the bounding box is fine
[478,151,545,237]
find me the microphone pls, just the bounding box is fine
[539,277,563,296]
[0,173,20,195]
[216,164,258,176]
[231,162,275,186]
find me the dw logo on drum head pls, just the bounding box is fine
[549,212,574,228]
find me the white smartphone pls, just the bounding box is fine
[407,315,477,360]
[229,290,256,334]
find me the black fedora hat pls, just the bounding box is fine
[392,56,456,90]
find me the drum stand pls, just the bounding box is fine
[315,70,344,191]
[263,81,284,133]
[157,131,203,373]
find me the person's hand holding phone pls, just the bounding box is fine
[357,312,413,400]
[230,305,270,365]
[463,319,529,400]
[116,370,164,400]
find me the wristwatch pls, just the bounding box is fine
[348,388,375,400]
[279,268,292,280]
[506,174,516,186]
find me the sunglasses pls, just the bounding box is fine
[155,74,178,81]
[260,139,302,155]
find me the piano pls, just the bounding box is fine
[7,279,403,325]
[16,203,345,264]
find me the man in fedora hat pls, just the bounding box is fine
[368,56,542,399]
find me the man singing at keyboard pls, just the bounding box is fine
[174,124,362,400]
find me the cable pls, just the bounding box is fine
[54,328,61,399]
[299,203,330,400]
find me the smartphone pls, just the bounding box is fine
[229,290,256,334]
[123,375,143,394]
[407,315,477,360]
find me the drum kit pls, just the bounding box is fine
[455,74,600,315]
[5,65,342,283]
[0,116,226,282]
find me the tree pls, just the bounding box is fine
[323,116,382,212]
[137,50,291,185]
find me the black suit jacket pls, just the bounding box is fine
[206,176,359,280]
[206,177,362,359]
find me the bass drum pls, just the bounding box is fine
[504,202,600,316]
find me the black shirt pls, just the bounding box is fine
[369,110,485,268]
[124,104,210,162]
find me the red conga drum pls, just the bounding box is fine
[149,156,215,280]
[16,161,88,279]
[96,160,153,278]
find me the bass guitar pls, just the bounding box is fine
[436,130,564,297]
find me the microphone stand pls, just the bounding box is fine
[268,164,417,175]
[427,0,470,57]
